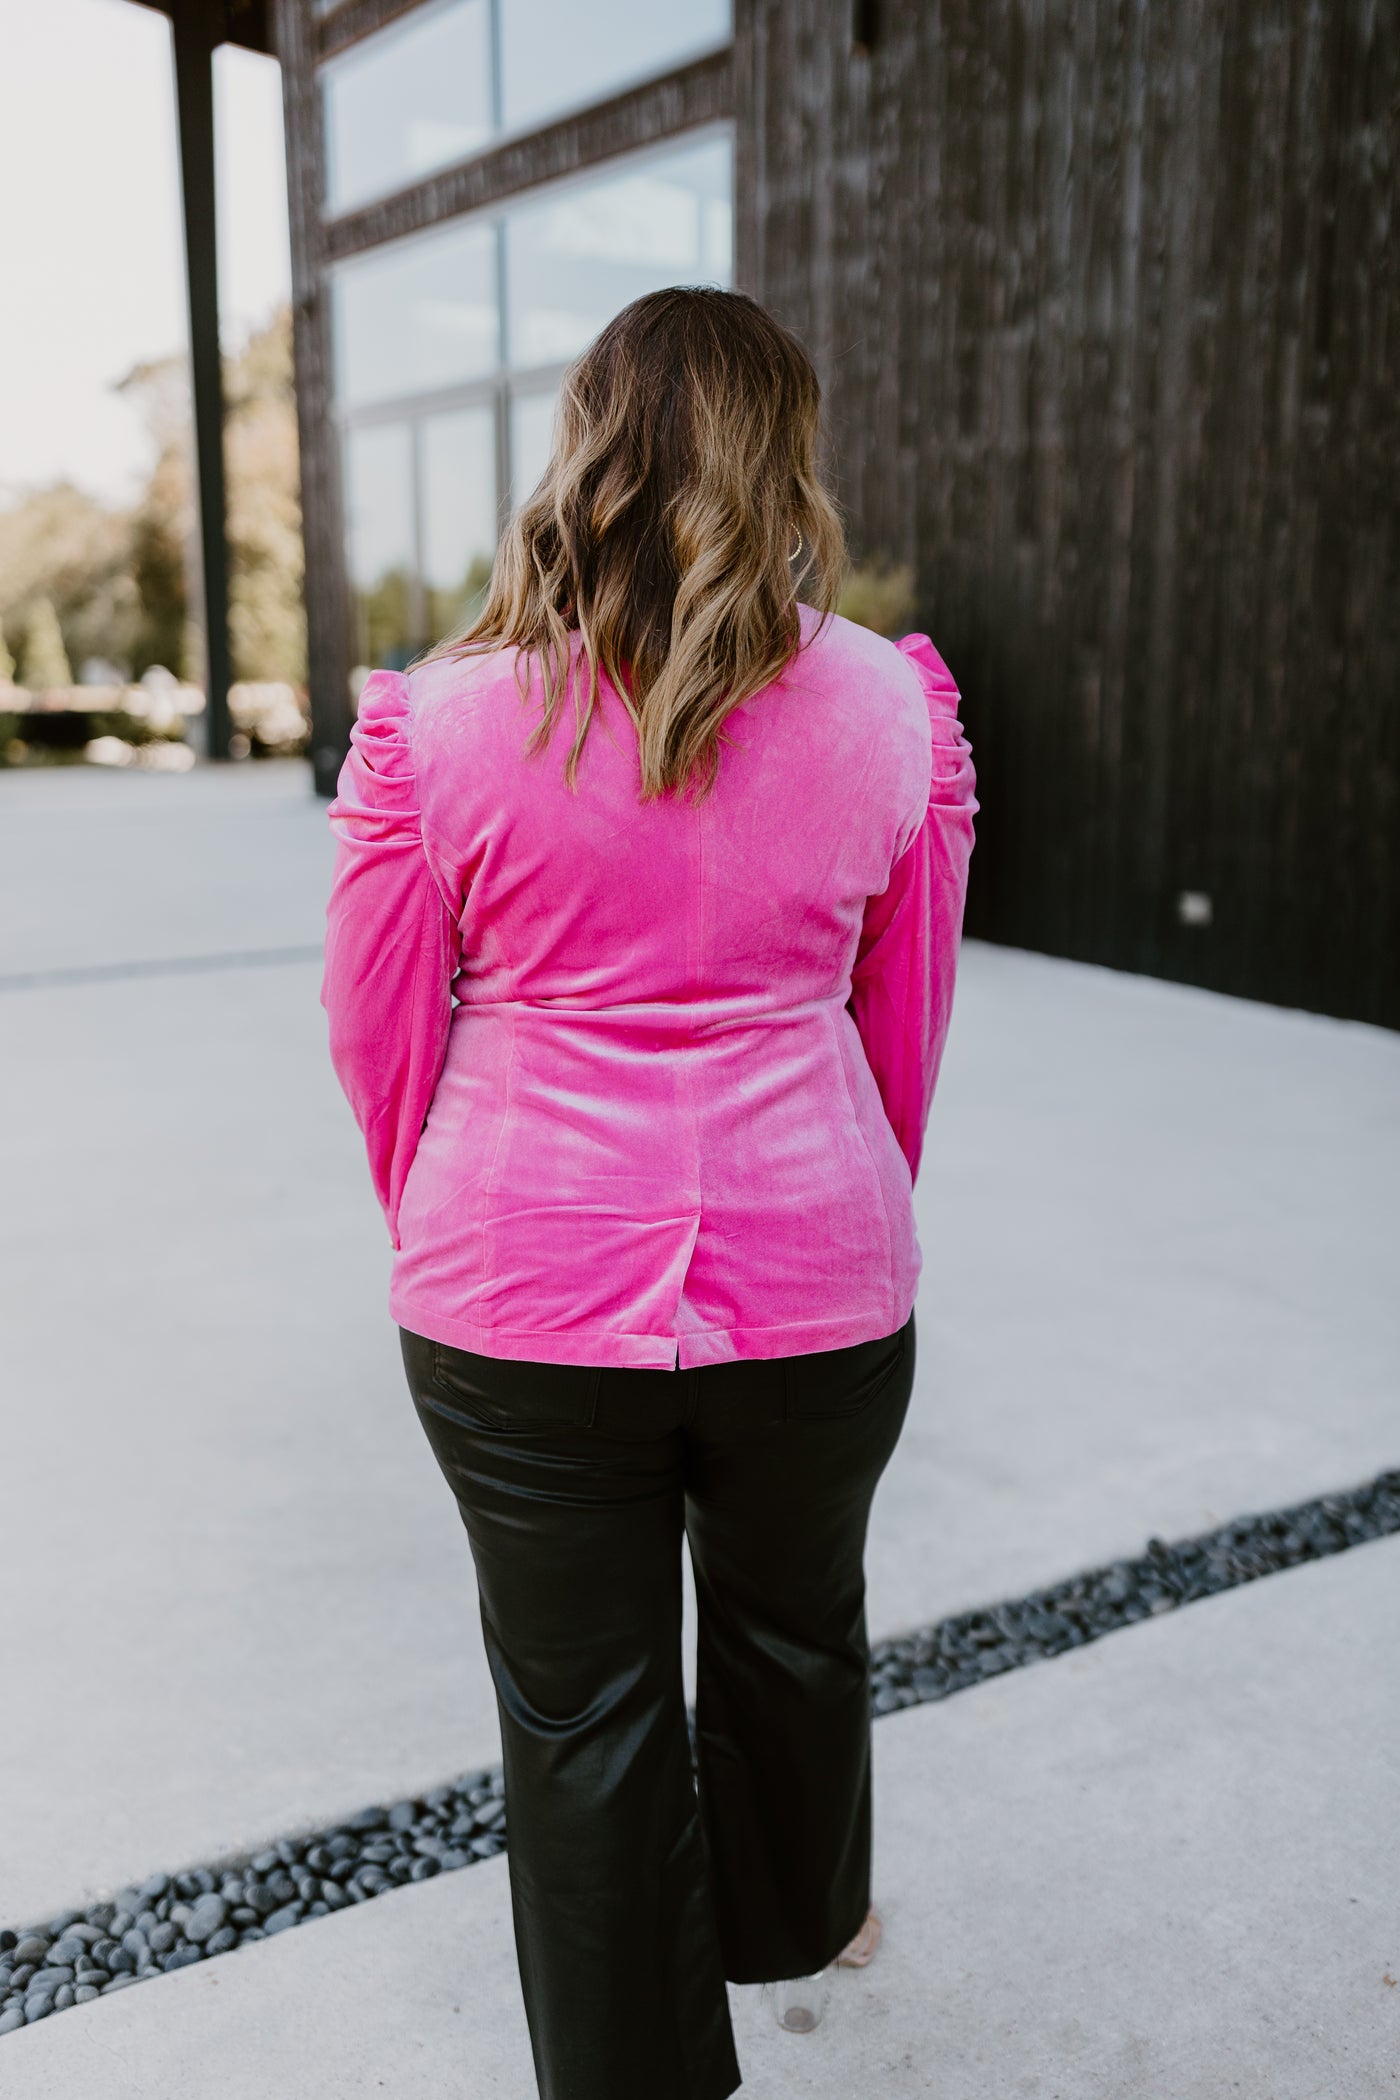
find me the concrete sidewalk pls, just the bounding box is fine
[6,1537,1396,2098]
[1,759,1397,2091]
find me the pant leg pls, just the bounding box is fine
[683,1316,916,1984]
[400,1331,740,2100]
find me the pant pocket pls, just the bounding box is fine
[400,1328,600,1433]
[783,1316,913,1421]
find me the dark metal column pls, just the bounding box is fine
[273,0,353,798]
[170,0,233,761]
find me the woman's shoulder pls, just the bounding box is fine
[793,607,950,737]
[389,644,534,768]
[406,642,526,716]
[799,604,917,681]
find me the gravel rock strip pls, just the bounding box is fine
[0,1772,507,2039]
[4,1467,1396,2037]
[869,1466,1400,1712]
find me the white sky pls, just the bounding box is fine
[0,0,291,506]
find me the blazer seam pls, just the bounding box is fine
[479,1006,518,1297]
[386,873,437,1246]
[829,1004,898,1328]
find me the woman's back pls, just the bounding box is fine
[415,605,921,1012]
[321,285,977,2100]
[324,607,973,1367]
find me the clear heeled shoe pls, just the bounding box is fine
[773,1969,832,2033]
[772,1909,882,2030]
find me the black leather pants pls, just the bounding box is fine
[399,1315,915,2100]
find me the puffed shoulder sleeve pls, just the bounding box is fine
[321,671,461,1245]
[848,634,978,1181]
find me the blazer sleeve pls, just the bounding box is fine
[321,670,461,1246]
[848,633,978,1183]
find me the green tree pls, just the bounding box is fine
[20,597,72,690]
[127,444,190,678]
[360,567,415,670]
[0,616,13,683]
[225,308,306,684]
[427,553,493,646]
[0,483,138,677]
[116,357,193,677]
[0,307,307,698]
[119,312,308,684]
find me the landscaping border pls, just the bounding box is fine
[3,1465,1396,2037]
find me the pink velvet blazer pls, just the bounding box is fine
[322,607,976,1369]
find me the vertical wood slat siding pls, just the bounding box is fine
[273,0,354,797]
[738,0,1398,1026]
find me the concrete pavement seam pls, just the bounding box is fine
[0,945,324,994]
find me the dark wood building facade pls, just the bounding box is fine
[273,0,1399,1027]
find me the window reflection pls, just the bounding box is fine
[508,388,559,503]
[323,0,492,216]
[422,407,498,641]
[321,0,731,215]
[498,0,730,137]
[332,128,733,667]
[344,423,418,669]
[504,136,732,369]
[332,218,498,409]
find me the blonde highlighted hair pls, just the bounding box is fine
[425,286,846,798]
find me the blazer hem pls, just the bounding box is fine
[388,1289,920,1371]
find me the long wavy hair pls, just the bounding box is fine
[424,287,846,798]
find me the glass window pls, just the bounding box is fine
[504,134,732,370]
[498,0,731,138]
[508,387,559,502]
[322,0,493,215]
[345,422,418,668]
[421,406,498,640]
[332,218,498,410]
[332,127,732,668]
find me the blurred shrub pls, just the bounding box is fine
[836,558,917,639]
[19,597,73,690]
[85,734,195,772]
[229,680,310,757]
[0,676,201,766]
